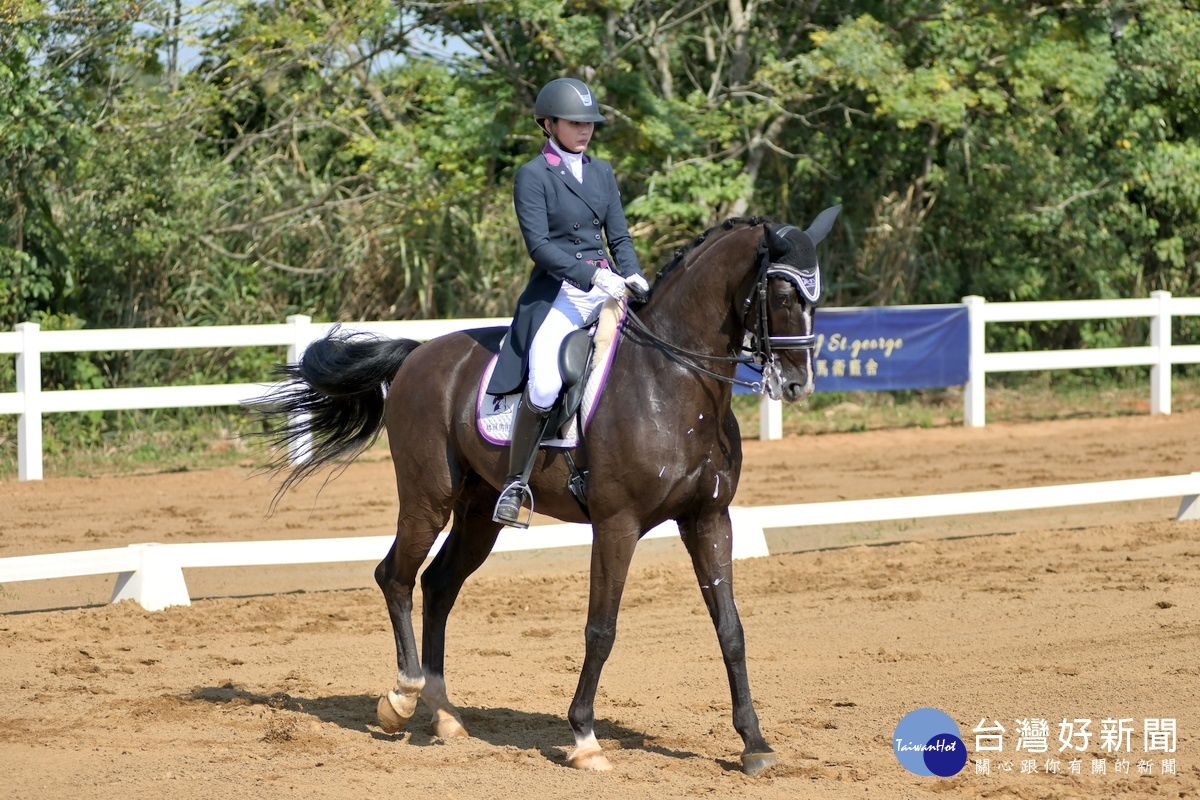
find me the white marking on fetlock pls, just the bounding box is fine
[421,673,468,739]
[568,731,612,771]
[376,672,425,733]
[393,672,425,710]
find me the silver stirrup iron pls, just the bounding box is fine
[494,481,536,529]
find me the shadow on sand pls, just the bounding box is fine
[188,683,706,767]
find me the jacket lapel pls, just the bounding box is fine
[543,143,602,217]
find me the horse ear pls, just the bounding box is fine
[804,205,842,246]
[765,225,791,259]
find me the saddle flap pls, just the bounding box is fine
[558,328,593,387]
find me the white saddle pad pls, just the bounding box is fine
[477,299,624,448]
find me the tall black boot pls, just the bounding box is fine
[493,390,552,528]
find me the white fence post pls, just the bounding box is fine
[1179,473,1200,520]
[759,397,783,441]
[286,313,314,365]
[286,314,314,463]
[728,508,771,559]
[15,322,43,481]
[109,544,192,611]
[962,296,986,427]
[1150,290,1172,415]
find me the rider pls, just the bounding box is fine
[487,76,650,528]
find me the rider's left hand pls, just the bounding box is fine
[624,274,650,303]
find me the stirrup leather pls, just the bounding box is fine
[493,480,534,529]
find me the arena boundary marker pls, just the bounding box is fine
[1,472,1198,611]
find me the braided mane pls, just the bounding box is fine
[650,216,771,288]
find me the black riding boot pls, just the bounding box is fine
[493,391,552,528]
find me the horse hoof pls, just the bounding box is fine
[431,715,469,739]
[376,693,411,734]
[568,746,613,772]
[741,749,779,777]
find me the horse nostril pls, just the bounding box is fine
[785,377,816,400]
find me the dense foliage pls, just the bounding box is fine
[3,0,1200,385]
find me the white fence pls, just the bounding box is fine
[3,293,1200,480]
[963,291,1200,426]
[2,472,1198,611]
[0,313,795,481]
[0,315,499,481]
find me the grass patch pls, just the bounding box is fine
[733,370,1200,439]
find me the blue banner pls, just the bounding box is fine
[736,305,969,392]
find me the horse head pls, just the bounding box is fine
[627,205,840,403]
[745,205,841,401]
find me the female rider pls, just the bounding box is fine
[487,77,649,527]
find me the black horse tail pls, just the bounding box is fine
[250,327,422,502]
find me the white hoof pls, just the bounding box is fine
[376,690,417,734]
[568,745,613,772]
[431,712,469,739]
[421,674,468,739]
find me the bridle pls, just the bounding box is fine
[619,226,821,400]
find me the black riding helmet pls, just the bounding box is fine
[534,78,607,125]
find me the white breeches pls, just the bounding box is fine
[527,281,608,409]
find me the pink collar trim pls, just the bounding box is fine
[542,141,589,167]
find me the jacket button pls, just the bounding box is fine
[573,223,580,229]
[594,234,602,240]
[575,253,582,259]
[592,218,600,225]
[596,249,604,255]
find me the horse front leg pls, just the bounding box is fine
[566,525,638,771]
[374,508,445,734]
[679,510,777,776]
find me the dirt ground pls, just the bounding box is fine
[2,411,1199,799]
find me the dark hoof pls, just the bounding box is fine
[741,749,779,777]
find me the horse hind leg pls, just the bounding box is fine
[418,476,503,739]
[375,503,449,735]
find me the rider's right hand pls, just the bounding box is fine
[591,269,627,301]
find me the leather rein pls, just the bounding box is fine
[619,232,820,400]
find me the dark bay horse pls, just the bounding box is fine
[254,206,840,775]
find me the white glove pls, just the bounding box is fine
[591,269,627,300]
[624,274,649,293]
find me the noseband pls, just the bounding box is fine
[620,226,821,400]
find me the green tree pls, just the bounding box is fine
[4,0,1199,352]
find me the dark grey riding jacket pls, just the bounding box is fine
[486,143,644,397]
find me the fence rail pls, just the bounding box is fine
[4,294,1200,479]
[2,472,1197,611]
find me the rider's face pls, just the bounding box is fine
[546,118,594,153]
